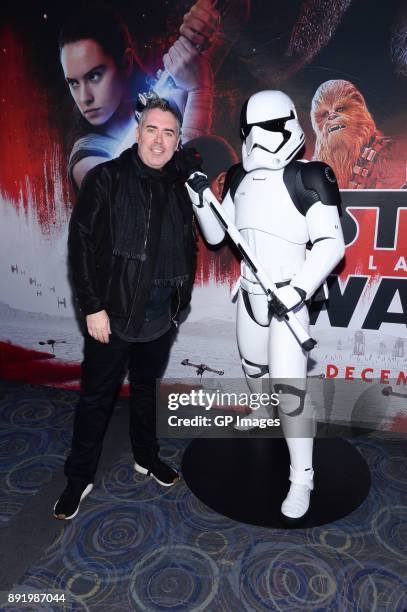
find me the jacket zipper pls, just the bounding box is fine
[124,180,152,331]
[171,286,181,327]
[171,221,195,327]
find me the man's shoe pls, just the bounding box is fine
[134,457,180,487]
[281,466,314,525]
[53,480,93,520]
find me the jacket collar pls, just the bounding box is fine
[129,144,179,182]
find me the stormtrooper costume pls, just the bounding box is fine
[186,90,345,523]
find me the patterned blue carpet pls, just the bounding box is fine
[0,381,406,611]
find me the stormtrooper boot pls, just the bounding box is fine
[281,465,314,524]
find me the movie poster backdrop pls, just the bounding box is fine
[1,1,406,430]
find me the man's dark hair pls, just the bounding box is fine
[58,2,133,69]
[138,98,182,136]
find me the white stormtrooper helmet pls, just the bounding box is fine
[240,90,305,171]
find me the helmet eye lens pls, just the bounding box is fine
[241,110,295,139]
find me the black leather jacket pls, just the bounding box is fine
[68,145,196,334]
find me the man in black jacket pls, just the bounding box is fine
[54,98,197,520]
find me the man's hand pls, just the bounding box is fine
[186,171,210,207]
[269,286,307,318]
[86,310,111,344]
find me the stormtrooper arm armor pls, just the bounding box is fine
[290,163,345,299]
[186,172,232,245]
[291,202,345,299]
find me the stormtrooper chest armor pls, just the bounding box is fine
[234,168,309,244]
[232,167,310,287]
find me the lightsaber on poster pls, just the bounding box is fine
[137,0,228,114]
[187,175,317,352]
[138,70,177,111]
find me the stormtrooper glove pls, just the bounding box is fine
[269,285,307,317]
[186,172,210,208]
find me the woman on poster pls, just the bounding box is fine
[59,1,220,190]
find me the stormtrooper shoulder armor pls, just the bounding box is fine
[283,161,341,215]
[222,163,246,201]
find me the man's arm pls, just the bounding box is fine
[72,156,110,190]
[68,165,112,342]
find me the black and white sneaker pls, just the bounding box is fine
[134,457,180,487]
[53,480,93,520]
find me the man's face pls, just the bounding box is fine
[136,108,180,169]
[61,39,126,126]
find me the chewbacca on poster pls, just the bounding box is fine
[311,79,406,189]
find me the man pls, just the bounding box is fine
[54,98,197,520]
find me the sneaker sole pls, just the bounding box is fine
[53,483,94,520]
[280,509,309,526]
[134,462,180,487]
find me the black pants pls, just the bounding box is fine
[64,327,174,482]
